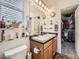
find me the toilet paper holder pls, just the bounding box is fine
[33,47,41,54]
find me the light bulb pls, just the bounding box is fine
[44,6,46,10]
[39,1,42,5]
[47,8,49,11]
[35,0,38,3]
[42,4,44,7]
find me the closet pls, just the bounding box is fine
[61,12,75,42]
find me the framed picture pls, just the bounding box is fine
[55,24,58,31]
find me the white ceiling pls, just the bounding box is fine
[41,0,79,9]
[32,0,79,14]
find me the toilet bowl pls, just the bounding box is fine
[4,45,27,59]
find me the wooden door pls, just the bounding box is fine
[44,48,49,59]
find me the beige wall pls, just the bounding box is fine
[50,0,79,9]
[54,9,61,53]
[75,6,79,57]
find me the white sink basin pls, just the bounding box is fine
[32,34,56,43]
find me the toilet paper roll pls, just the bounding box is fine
[27,52,32,59]
[33,48,40,54]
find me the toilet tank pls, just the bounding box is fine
[4,45,27,59]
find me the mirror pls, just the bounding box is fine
[0,0,26,42]
[0,5,24,29]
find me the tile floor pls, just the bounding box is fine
[61,41,79,59]
[54,52,72,59]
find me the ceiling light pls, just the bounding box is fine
[39,1,42,5]
[35,0,38,3]
[42,4,44,7]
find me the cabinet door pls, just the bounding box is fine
[44,48,49,59]
[49,44,53,59]
[52,40,57,56]
[30,40,43,59]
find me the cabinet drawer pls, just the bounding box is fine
[44,39,52,49]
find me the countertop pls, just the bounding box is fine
[30,33,57,44]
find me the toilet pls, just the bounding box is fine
[4,45,27,59]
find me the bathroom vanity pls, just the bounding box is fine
[30,33,57,59]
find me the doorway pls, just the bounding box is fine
[61,6,78,59]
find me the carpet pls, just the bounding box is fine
[53,53,72,59]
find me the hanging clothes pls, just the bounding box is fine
[63,20,70,29]
[68,30,75,42]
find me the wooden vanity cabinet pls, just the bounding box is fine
[30,37,57,59]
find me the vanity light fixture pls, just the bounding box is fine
[35,0,49,12]
[39,1,42,5]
